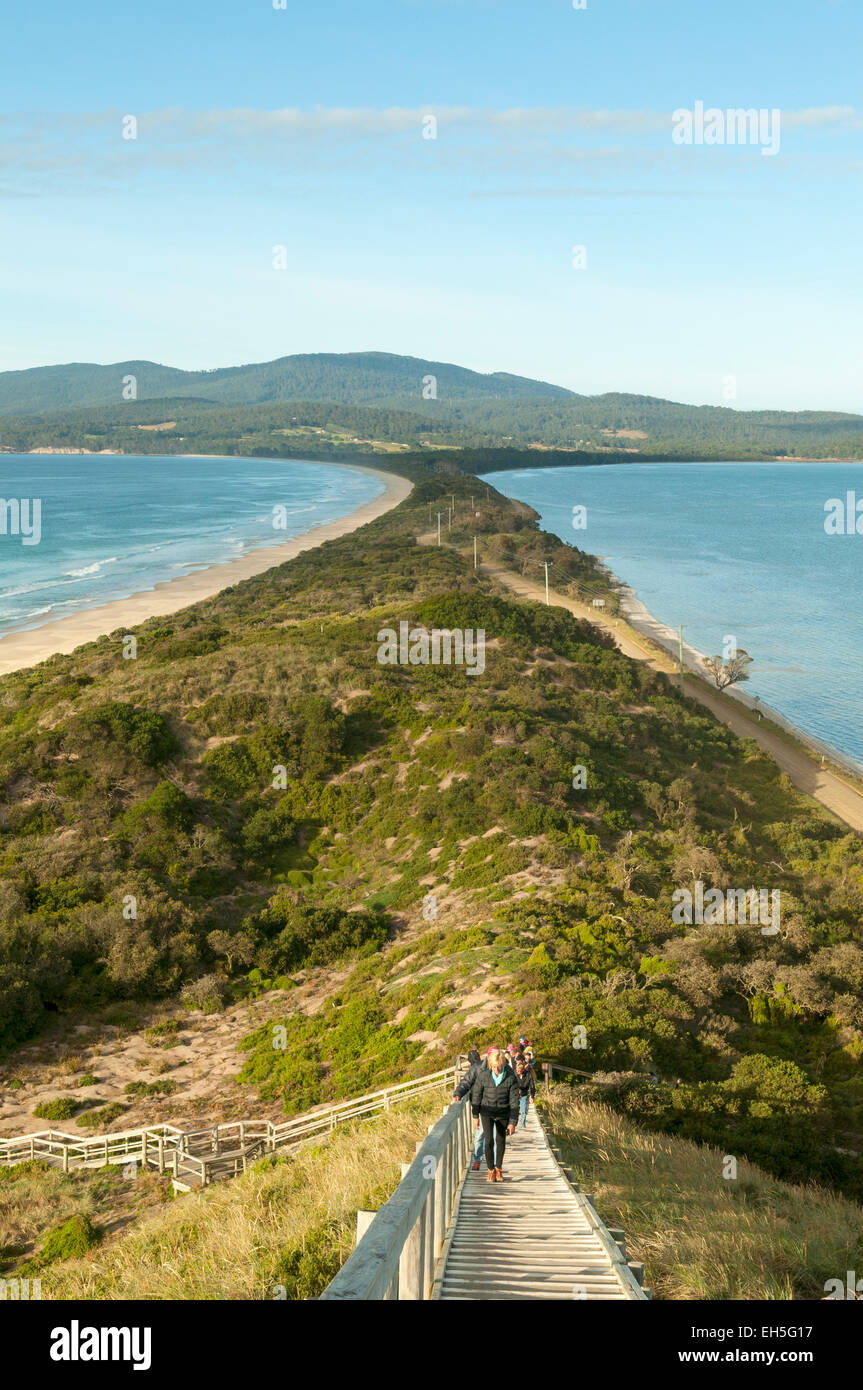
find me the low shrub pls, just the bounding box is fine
[33,1098,77,1122]
[75,1103,126,1129]
[124,1080,178,1097]
[143,1020,182,1044]
[40,1213,101,1264]
[270,1218,345,1300]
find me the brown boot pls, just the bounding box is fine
[494,1168,504,1182]
[486,1169,496,1184]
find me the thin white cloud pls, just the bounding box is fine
[469,186,766,199]
[781,105,860,129]
[2,104,860,197]
[6,103,862,143]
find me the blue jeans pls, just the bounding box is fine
[519,1095,529,1127]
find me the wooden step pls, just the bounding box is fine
[437,1108,642,1302]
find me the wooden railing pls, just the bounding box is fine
[0,1122,186,1173]
[319,1067,650,1302]
[320,1096,474,1301]
[0,1062,465,1186]
[541,1061,593,1084]
[539,1115,650,1299]
[268,1067,463,1147]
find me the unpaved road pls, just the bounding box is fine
[478,556,863,836]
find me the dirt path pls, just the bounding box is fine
[474,553,863,836]
[0,960,355,1137]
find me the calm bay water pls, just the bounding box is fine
[0,455,383,639]
[481,461,863,767]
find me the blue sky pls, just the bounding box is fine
[2,0,862,410]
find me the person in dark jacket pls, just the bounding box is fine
[471,1048,520,1182]
[514,1058,535,1128]
[454,1047,495,1169]
[453,1048,483,1102]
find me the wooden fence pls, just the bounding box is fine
[320,1065,649,1302]
[541,1061,593,1084]
[0,1063,465,1189]
[320,1096,474,1300]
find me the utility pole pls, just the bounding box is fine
[437,512,441,546]
[447,506,452,530]
[544,562,550,606]
[678,625,685,694]
[473,535,477,570]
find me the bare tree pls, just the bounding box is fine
[206,930,256,976]
[611,831,637,891]
[673,843,724,890]
[599,969,640,998]
[702,649,754,690]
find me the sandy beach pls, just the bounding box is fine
[0,461,411,678]
[611,582,863,779]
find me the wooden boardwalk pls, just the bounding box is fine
[435,1107,646,1301]
[0,1066,461,1193]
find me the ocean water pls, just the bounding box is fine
[481,461,863,768]
[0,455,383,639]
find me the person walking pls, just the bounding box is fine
[454,1048,483,1101]
[453,1047,490,1170]
[514,1057,535,1128]
[471,1047,520,1182]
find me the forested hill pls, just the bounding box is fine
[0,352,572,415]
[2,351,863,458]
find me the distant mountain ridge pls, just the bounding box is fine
[0,351,574,416]
[2,351,862,458]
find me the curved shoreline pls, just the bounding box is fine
[479,463,863,782]
[613,581,863,780]
[0,460,411,678]
[468,553,863,833]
